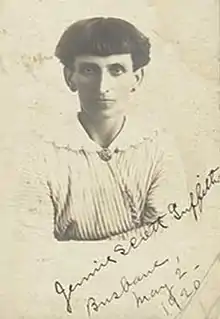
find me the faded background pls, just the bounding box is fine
[0,0,220,318]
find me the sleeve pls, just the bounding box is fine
[142,130,189,226]
[41,141,78,241]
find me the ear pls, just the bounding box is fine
[131,68,144,92]
[63,66,77,92]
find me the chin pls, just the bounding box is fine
[98,109,125,120]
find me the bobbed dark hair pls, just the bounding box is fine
[55,17,151,71]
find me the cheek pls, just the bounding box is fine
[115,79,132,97]
[77,78,98,95]
[77,76,92,86]
[117,74,133,88]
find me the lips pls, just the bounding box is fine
[98,98,115,102]
[96,98,116,109]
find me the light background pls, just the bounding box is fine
[0,0,219,318]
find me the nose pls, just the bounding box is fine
[99,70,111,94]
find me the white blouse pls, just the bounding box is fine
[42,113,188,241]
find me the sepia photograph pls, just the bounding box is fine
[0,0,219,318]
[46,16,188,242]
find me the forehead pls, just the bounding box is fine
[74,54,133,67]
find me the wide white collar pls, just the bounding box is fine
[46,110,160,153]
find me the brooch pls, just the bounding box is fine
[97,148,113,161]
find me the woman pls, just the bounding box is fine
[45,17,188,241]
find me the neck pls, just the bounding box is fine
[78,111,126,148]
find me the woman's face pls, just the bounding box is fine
[69,54,139,120]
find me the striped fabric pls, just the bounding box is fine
[44,114,188,241]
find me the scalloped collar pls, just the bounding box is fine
[47,111,160,153]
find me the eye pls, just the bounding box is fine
[79,63,98,76]
[109,64,126,77]
[81,67,95,75]
[111,68,123,76]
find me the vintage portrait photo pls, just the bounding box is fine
[46,17,188,242]
[0,0,219,318]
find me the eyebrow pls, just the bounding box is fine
[78,62,100,69]
[77,61,128,70]
[108,63,127,71]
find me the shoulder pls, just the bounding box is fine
[35,136,71,192]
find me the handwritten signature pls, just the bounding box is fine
[86,257,201,317]
[86,257,170,316]
[54,167,220,316]
[168,167,220,222]
[54,255,117,313]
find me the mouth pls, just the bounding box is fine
[97,98,115,102]
[95,99,116,110]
